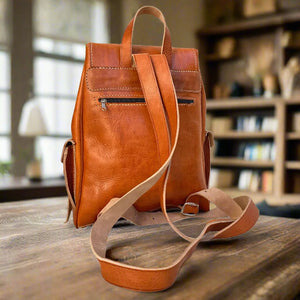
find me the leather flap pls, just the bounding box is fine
[86,67,201,93]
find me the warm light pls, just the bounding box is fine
[18,99,48,137]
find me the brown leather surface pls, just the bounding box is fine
[89,53,259,292]
[69,13,207,228]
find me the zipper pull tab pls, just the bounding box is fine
[100,98,107,111]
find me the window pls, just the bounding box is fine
[33,0,109,178]
[0,0,11,166]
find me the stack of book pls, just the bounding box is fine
[209,168,235,188]
[236,116,277,132]
[213,141,276,161]
[237,142,275,161]
[211,117,233,134]
[238,170,273,193]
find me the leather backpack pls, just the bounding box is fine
[61,6,259,292]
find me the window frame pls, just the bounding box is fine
[32,0,109,178]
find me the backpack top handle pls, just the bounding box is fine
[120,6,173,68]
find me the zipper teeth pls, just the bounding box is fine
[99,98,194,104]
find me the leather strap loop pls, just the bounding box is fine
[120,6,172,67]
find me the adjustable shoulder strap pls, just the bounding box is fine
[90,53,259,292]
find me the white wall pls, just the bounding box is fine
[120,0,205,49]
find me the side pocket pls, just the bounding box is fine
[61,139,76,221]
[204,131,214,188]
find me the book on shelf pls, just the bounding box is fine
[262,171,273,193]
[238,170,273,193]
[209,115,277,134]
[292,113,300,132]
[206,113,213,131]
[213,141,275,161]
[238,142,275,161]
[209,168,235,188]
[292,173,300,193]
[236,116,277,132]
[211,117,233,134]
[261,117,277,132]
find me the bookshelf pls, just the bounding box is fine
[198,9,300,205]
[206,98,300,205]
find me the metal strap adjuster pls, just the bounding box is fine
[181,202,199,216]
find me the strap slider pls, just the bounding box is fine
[181,202,199,216]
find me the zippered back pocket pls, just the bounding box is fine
[98,98,194,111]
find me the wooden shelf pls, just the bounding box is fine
[275,194,300,205]
[0,176,66,202]
[285,98,300,105]
[204,53,239,62]
[214,131,274,139]
[206,97,300,110]
[198,11,300,36]
[206,98,278,110]
[220,188,300,205]
[286,161,300,170]
[211,157,274,168]
[286,132,300,140]
[283,44,300,50]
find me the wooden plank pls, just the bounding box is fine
[211,157,274,168]
[285,98,300,105]
[0,177,67,202]
[198,11,300,36]
[286,161,300,170]
[0,198,299,299]
[286,132,300,140]
[221,187,271,203]
[213,131,274,139]
[206,98,278,110]
[274,102,286,198]
[222,188,300,205]
[206,97,300,110]
[276,194,300,205]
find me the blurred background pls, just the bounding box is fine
[0,0,300,215]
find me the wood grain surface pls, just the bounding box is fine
[0,197,299,300]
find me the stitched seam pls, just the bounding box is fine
[72,143,76,205]
[76,72,85,228]
[93,93,143,98]
[86,66,199,72]
[97,103,146,106]
[171,70,198,73]
[86,86,200,93]
[85,67,200,92]
[89,87,142,90]
[193,48,198,71]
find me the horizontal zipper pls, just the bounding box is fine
[98,98,194,111]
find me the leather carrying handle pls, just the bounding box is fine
[120,6,172,67]
[90,54,259,291]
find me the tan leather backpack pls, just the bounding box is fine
[61,6,259,292]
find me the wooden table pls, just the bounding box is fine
[0,177,66,202]
[1,198,299,299]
